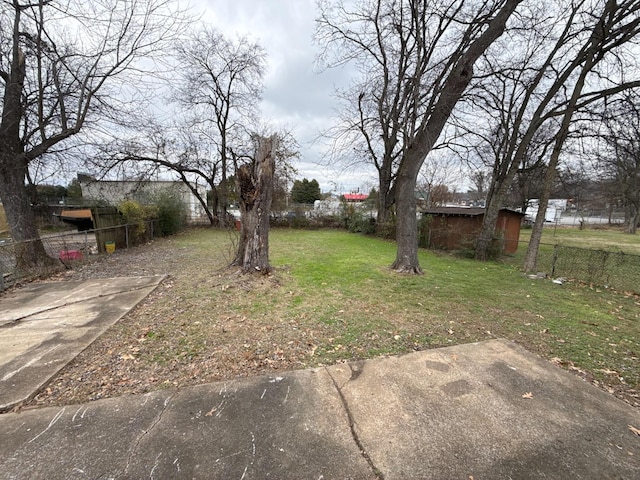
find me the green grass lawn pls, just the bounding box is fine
[169,228,639,405]
[518,224,640,254]
[508,225,640,293]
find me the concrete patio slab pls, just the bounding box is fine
[0,276,165,411]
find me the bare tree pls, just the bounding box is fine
[592,92,640,233]
[417,154,462,207]
[467,0,640,263]
[174,27,266,225]
[97,118,300,229]
[0,0,188,270]
[522,0,640,271]
[461,4,562,260]
[317,0,523,273]
[93,123,221,225]
[82,27,270,227]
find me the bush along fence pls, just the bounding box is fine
[0,220,156,291]
[533,244,640,294]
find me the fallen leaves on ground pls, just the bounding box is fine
[12,234,640,411]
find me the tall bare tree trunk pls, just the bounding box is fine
[523,166,556,272]
[231,135,278,273]
[628,207,638,234]
[523,0,610,272]
[376,166,395,231]
[392,165,421,273]
[390,0,522,273]
[0,41,55,271]
[475,196,504,261]
[0,152,56,271]
[219,162,230,226]
[476,150,529,260]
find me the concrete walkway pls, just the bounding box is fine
[0,278,638,479]
[0,339,638,479]
[0,276,165,411]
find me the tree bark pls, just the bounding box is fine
[231,135,277,273]
[475,147,529,260]
[522,167,555,272]
[219,161,230,226]
[209,185,220,225]
[391,164,421,273]
[391,0,522,273]
[628,207,638,234]
[376,171,395,235]
[0,33,56,271]
[475,196,503,261]
[0,151,56,271]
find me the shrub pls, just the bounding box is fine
[347,211,376,234]
[291,214,310,229]
[152,191,187,236]
[458,234,504,260]
[119,199,154,244]
[418,215,432,248]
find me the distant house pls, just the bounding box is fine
[422,207,524,254]
[343,193,368,202]
[312,198,343,217]
[524,199,568,223]
[78,176,207,222]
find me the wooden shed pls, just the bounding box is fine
[421,207,524,254]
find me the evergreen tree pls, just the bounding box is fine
[290,178,322,204]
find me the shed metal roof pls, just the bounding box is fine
[422,207,524,217]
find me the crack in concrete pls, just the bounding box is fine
[118,394,173,479]
[325,367,384,480]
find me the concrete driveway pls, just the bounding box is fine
[0,276,164,411]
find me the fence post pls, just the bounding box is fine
[551,244,558,278]
[600,250,609,286]
[125,224,130,249]
[84,231,88,263]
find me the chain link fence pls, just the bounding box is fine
[531,244,640,293]
[0,221,156,291]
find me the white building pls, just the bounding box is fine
[79,177,207,222]
[524,199,568,223]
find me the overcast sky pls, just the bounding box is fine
[194,0,377,194]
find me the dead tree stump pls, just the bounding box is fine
[231,135,278,273]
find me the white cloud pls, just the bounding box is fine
[193,0,370,193]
